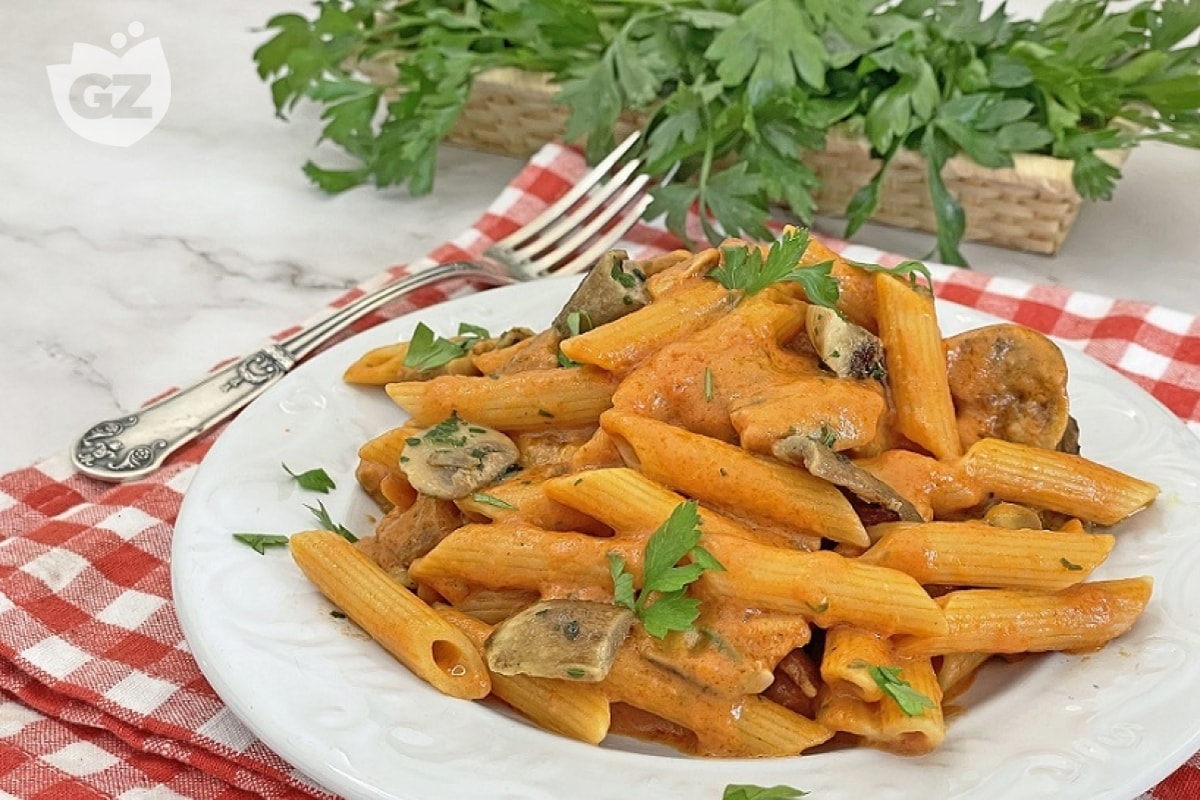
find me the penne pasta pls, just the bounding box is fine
[961,438,1160,525]
[602,640,832,757]
[542,467,811,549]
[700,538,948,637]
[601,409,868,547]
[386,366,617,430]
[558,279,736,373]
[859,520,1115,590]
[289,530,491,700]
[875,273,961,460]
[894,577,1153,657]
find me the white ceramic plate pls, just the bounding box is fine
[173,276,1200,800]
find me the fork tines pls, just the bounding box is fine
[486,132,654,278]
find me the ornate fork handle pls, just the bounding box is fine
[71,261,513,482]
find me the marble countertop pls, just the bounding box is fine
[4,0,1199,477]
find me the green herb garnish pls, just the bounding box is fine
[710,229,837,305]
[403,322,490,372]
[282,462,336,493]
[607,501,725,638]
[867,664,936,717]
[722,785,810,800]
[703,367,715,402]
[1061,557,1084,571]
[850,258,935,294]
[471,492,516,510]
[305,500,358,543]
[232,533,290,554]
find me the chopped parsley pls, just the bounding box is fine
[1060,557,1084,571]
[305,499,358,543]
[471,492,516,510]
[867,664,936,717]
[232,533,290,554]
[607,501,725,639]
[703,367,715,402]
[723,785,809,800]
[282,462,336,493]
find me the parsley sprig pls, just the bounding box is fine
[403,322,490,372]
[607,501,725,638]
[710,229,837,306]
[254,0,1200,266]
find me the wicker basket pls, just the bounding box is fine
[447,69,1127,255]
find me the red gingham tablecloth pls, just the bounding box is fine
[1,141,1198,800]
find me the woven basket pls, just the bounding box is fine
[447,69,1127,256]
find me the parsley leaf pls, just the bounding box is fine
[232,533,290,555]
[471,492,516,510]
[867,664,936,717]
[709,228,838,306]
[403,322,490,372]
[305,500,358,543]
[282,462,336,493]
[723,786,810,800]
[606,501,725,638]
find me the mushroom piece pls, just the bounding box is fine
[399,415,520,500]
[773,434,924,522]
[484,599,635,681]
[805,305,886,380]
[944,323,1071,450]
[551,250,649,336]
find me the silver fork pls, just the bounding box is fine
[70,133,655,482]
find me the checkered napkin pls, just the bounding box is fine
[1,141,1197,800]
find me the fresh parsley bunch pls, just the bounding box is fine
[254,0,1200,265]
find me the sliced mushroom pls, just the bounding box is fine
[484,599,635,681]
[806,305,885,380]
[945,323,1071,450]
[551,250,649,336]
[399,416,520,500]
[773,434,923,522]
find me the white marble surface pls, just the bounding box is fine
[3,0,1199,476]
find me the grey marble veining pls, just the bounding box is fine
[3,0,1198,475]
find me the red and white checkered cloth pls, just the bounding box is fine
[1,141,1198,800]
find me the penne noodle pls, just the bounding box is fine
[894,577,1153,658]
[820,625,892,702]
[859,520,1115,590]
[875,273,961,460]
[386,366,617,431]
[558,279,737,373]
[437,607,611,744]
[289,530,491,700]
[937,652,991,697]
[542,467,811,549]
[700,538,948,637]
[602,642,832,757]
[816,657,944,755]
[601,409,868,547]
[409,522,637,598]
[961,438,1160,526]
[357,423,423,470]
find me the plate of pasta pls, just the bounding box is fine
[173,236,1200,800]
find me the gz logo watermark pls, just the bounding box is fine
[46,21,171,147]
